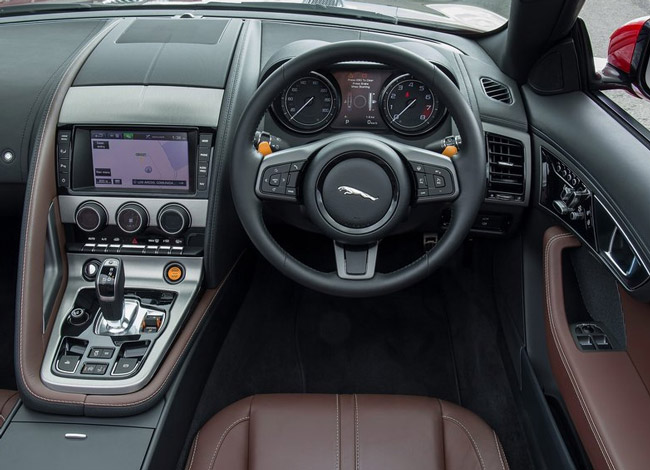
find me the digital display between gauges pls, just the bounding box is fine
[274,73,338,133]
[381,75,446,135]
[331,70,392,130]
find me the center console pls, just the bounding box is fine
[42,125,215,394]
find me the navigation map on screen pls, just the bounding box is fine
[91,130,190,191]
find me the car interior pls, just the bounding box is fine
[1,0,650,468]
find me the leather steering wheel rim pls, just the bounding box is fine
[230,40,485,298]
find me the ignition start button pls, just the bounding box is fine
[164,263,185,284]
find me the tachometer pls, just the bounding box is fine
[381,75,445,135]
[274,73,339,133]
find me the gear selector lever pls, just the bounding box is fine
[96,258,126,325]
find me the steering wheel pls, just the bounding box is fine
[231,41,485,297]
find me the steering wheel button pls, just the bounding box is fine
[418,189,429,198]
[286,187,297,197]
[434,175,446,188]
[271,164,290,174]
[269,174,281,186]
[416,173,427,188]
[290,161,305,171]
[288,172,299,188]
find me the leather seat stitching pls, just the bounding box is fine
[442,416,486,470]
[206,416,250,470]
[336,394,340,470]
[493,430,506,470]
[186,430,200,470]
[544,233,616,470]
[354,394,360,470]
[498,436,510,470]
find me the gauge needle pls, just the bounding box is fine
[392,99,417,122]
[290,96,315,121]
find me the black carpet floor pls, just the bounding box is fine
[189,251,534,469]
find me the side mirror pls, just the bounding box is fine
[599,16,650,99]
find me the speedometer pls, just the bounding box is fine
[274,73,339,133]
[381,75,446,135]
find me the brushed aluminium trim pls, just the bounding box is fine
[59,85,223,128]
[58,195,208,228]
[40,253,203,394]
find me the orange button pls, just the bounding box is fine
[442,145,458,157]
[166,264,184,283]
[257,141,273,157]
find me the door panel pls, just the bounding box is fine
[543,226,650,470]
[524,87,650,301]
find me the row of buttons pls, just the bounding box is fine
[553,160,584,189]
[57,350,143,377]
[410,162,454,199]
[260,161,305,198]
[78,358,138,376]
[86,235,184,246]
[82,243,184,256]
[197,134,213,192]
[89,347,114,359]
[57,131,72,187]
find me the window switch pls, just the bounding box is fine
[57,355,80,374]
[112,358,139,376]
[577,335,596,350]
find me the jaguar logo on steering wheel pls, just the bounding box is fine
[337,186,379,201]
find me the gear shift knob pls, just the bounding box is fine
[96,258,125,322]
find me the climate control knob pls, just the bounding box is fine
[75,201,107,233]
[157,204,191,236]
[116,203,148,234]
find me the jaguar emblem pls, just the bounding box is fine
[337,186,379,201]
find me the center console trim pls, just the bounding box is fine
[58,195,209,228]
[40,254,203,395]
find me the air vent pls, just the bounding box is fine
[486,133,525,201]
[480,77,513,104]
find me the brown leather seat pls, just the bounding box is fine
[0,389,19,427]
[186,394,509,470]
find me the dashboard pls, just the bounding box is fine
[1,14,533,402]
[270,67,448,136]
[1,4,648,423]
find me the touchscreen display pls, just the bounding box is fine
[91,130,190,191]
[330,70,392,130]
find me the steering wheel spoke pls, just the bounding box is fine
[255,142,321,202]
[334,241,379,280]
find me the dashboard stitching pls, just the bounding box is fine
[544,232,616,470]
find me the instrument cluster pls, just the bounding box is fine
[270,66,448,136]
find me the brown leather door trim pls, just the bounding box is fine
[543,226,650,470]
